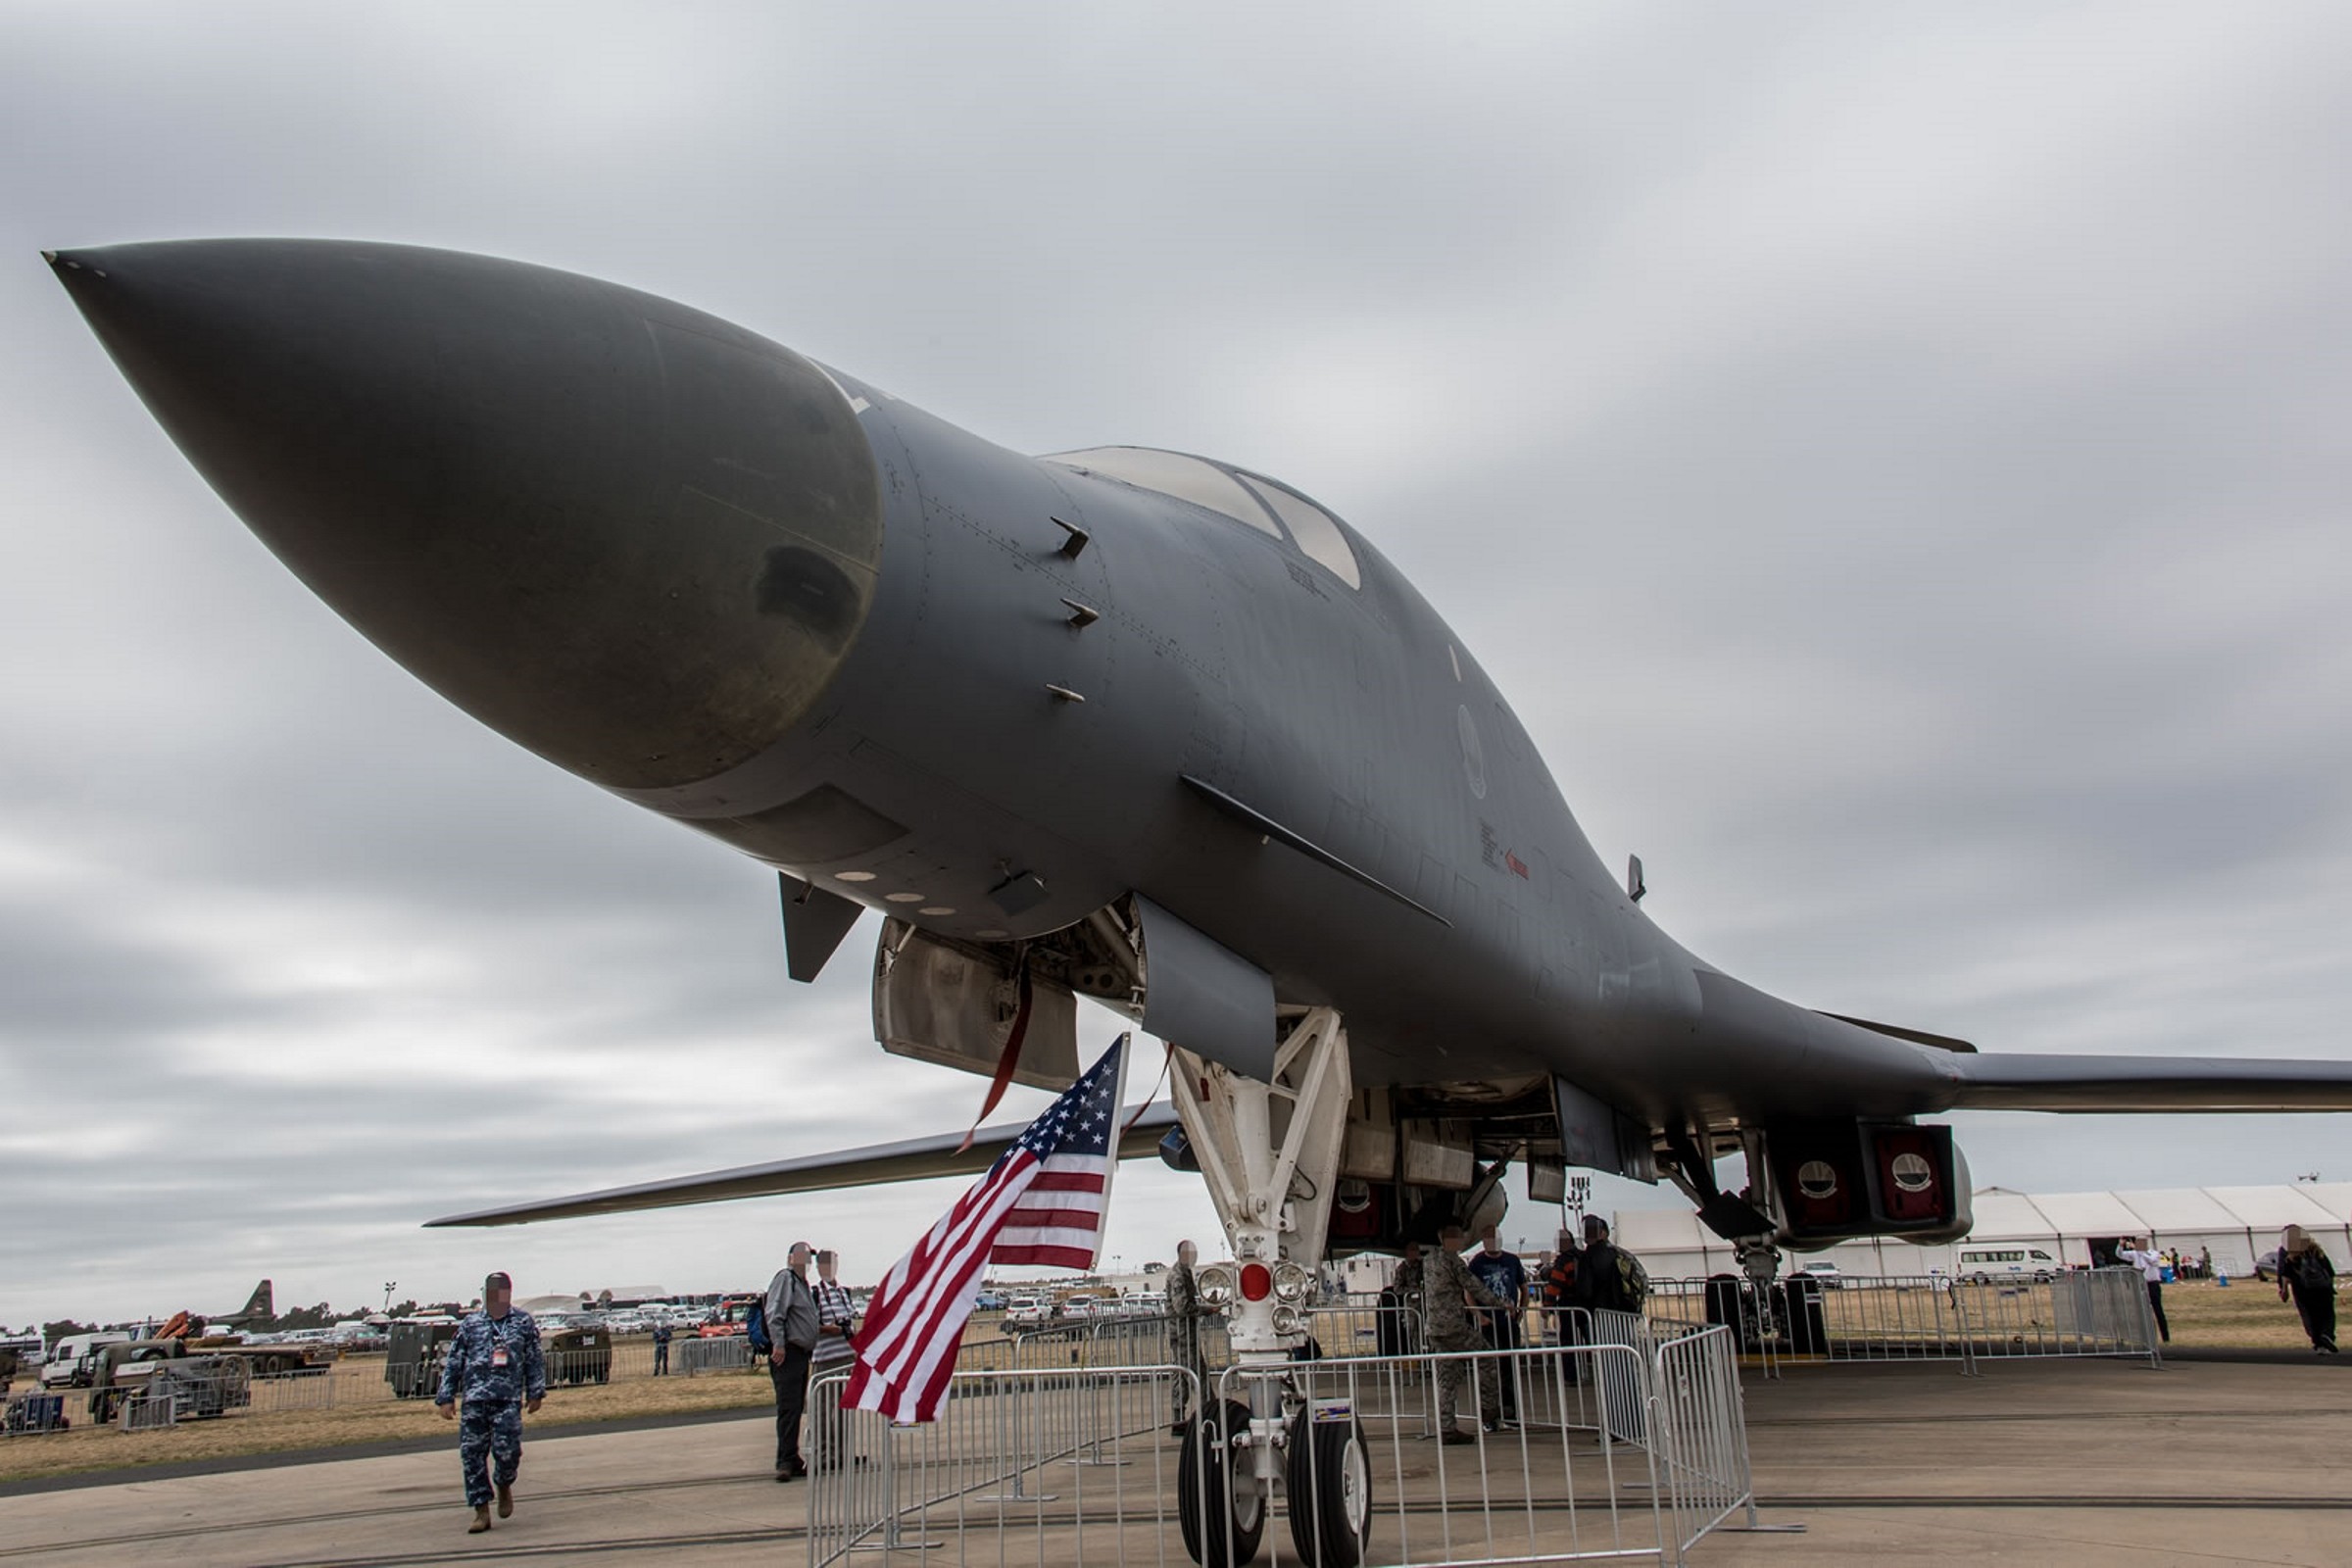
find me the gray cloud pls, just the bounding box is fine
[3,3,2349,1325]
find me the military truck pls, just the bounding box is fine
[57,1324,330,1387]
[383,1320,459,1398]
[546,1324,612,1386]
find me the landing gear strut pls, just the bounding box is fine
[1170,1006,1366,1568]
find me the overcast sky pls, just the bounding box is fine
[4,4,2348,1329]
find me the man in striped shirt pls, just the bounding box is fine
[810,1250,863,1471]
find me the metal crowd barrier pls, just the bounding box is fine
[808,1325,1757,1568]
[807,1363,1199,1567]
[672,1335,761,1375]
[1642,1266,2164,1377]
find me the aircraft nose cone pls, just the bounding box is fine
[49,240,883,791]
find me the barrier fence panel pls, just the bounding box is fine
[807,1364,1199,1568]
[1300,1302,1422,1364]
[1643,1267,2162,1377]
[1648,1328,1755,1556]
[808,1328,1754,1568]
[674,1336,760,1376]
[247,1369,338,1414]
[1218,1339,1674,1567]
[1958,1266,2165,1366]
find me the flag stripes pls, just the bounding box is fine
[840,1037,1128,1424]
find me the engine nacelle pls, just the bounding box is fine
[1764,1120,1973,1250]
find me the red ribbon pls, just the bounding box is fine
[957,965,1035,1153]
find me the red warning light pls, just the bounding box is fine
[1239,1262,1273,1301]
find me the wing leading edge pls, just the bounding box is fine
[426,1102,1183,1228]
[426,1055,2352,1227]
[1932,1054,2352,1114]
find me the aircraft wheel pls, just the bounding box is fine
[1178,1398,1264,1568]
[1286,1411,1372,1568]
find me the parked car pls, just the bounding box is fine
[971,1291,1006,1312]
[1004,1297,1055,1329]
[1792,1262,1844,1290]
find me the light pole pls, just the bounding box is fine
[383,1281,396,1313]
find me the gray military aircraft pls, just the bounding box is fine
[49,239,2352,1542]
[49,233,2352,1243]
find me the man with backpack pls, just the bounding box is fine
[1575,1215,1648,1315]
[762,1241,822,1481]
[1574,1215,1649,1441]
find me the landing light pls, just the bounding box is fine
[1198,1265,1236,1309]
[1239,1262,1273,1301]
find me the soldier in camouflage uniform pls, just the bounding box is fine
[1421,1225,1504,1443]
[1166,1240,1208,1433]
[436,1271,547,1534]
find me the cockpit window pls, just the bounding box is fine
[1044,447,1280,537]
[1234,473,1361,589]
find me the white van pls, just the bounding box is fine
[1956,1247,2059,1284]
[40,1332,131,1387]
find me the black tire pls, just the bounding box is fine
[1178,1398,1264,1568]
[1286,1411,1372,1568]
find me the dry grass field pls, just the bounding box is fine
[0,1350,781,1484]
[2155,1278,2338,1350]
[2,1285,2333,1485]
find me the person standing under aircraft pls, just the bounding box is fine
[765,1242,821,1481]
[651,1317,671,1376]
[1423,1223,1505,1443]
[434,1271,546,1536]
[1391,1242,1425,1356]
[1166,1240,1209,1435]
[1543,1229,1585,1370]
[2113,1237,2172,1345]
[2278,1226,2338,1352]
[1468,1225,1528,1426]
[1574,1215,1639,1314]
[808,1250,863,1468]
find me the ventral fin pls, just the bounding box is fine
[779,872,864,982]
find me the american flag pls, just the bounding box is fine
[842,1035,1129,1423]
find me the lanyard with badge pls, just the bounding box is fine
[487,1315,513,1370]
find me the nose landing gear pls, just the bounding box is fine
[1169,1007,1364,1567]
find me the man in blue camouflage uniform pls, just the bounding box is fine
[436,1270,547,1534]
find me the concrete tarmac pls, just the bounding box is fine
[0,1357,2343,1566]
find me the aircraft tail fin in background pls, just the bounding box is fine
[1937,1054,2352,1113]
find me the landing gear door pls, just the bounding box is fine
[1552,1076,1657,1183]
[872,919,1081,1089]
[1133,895,1276,1081]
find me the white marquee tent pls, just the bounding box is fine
[1614,1184,2352,1281]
